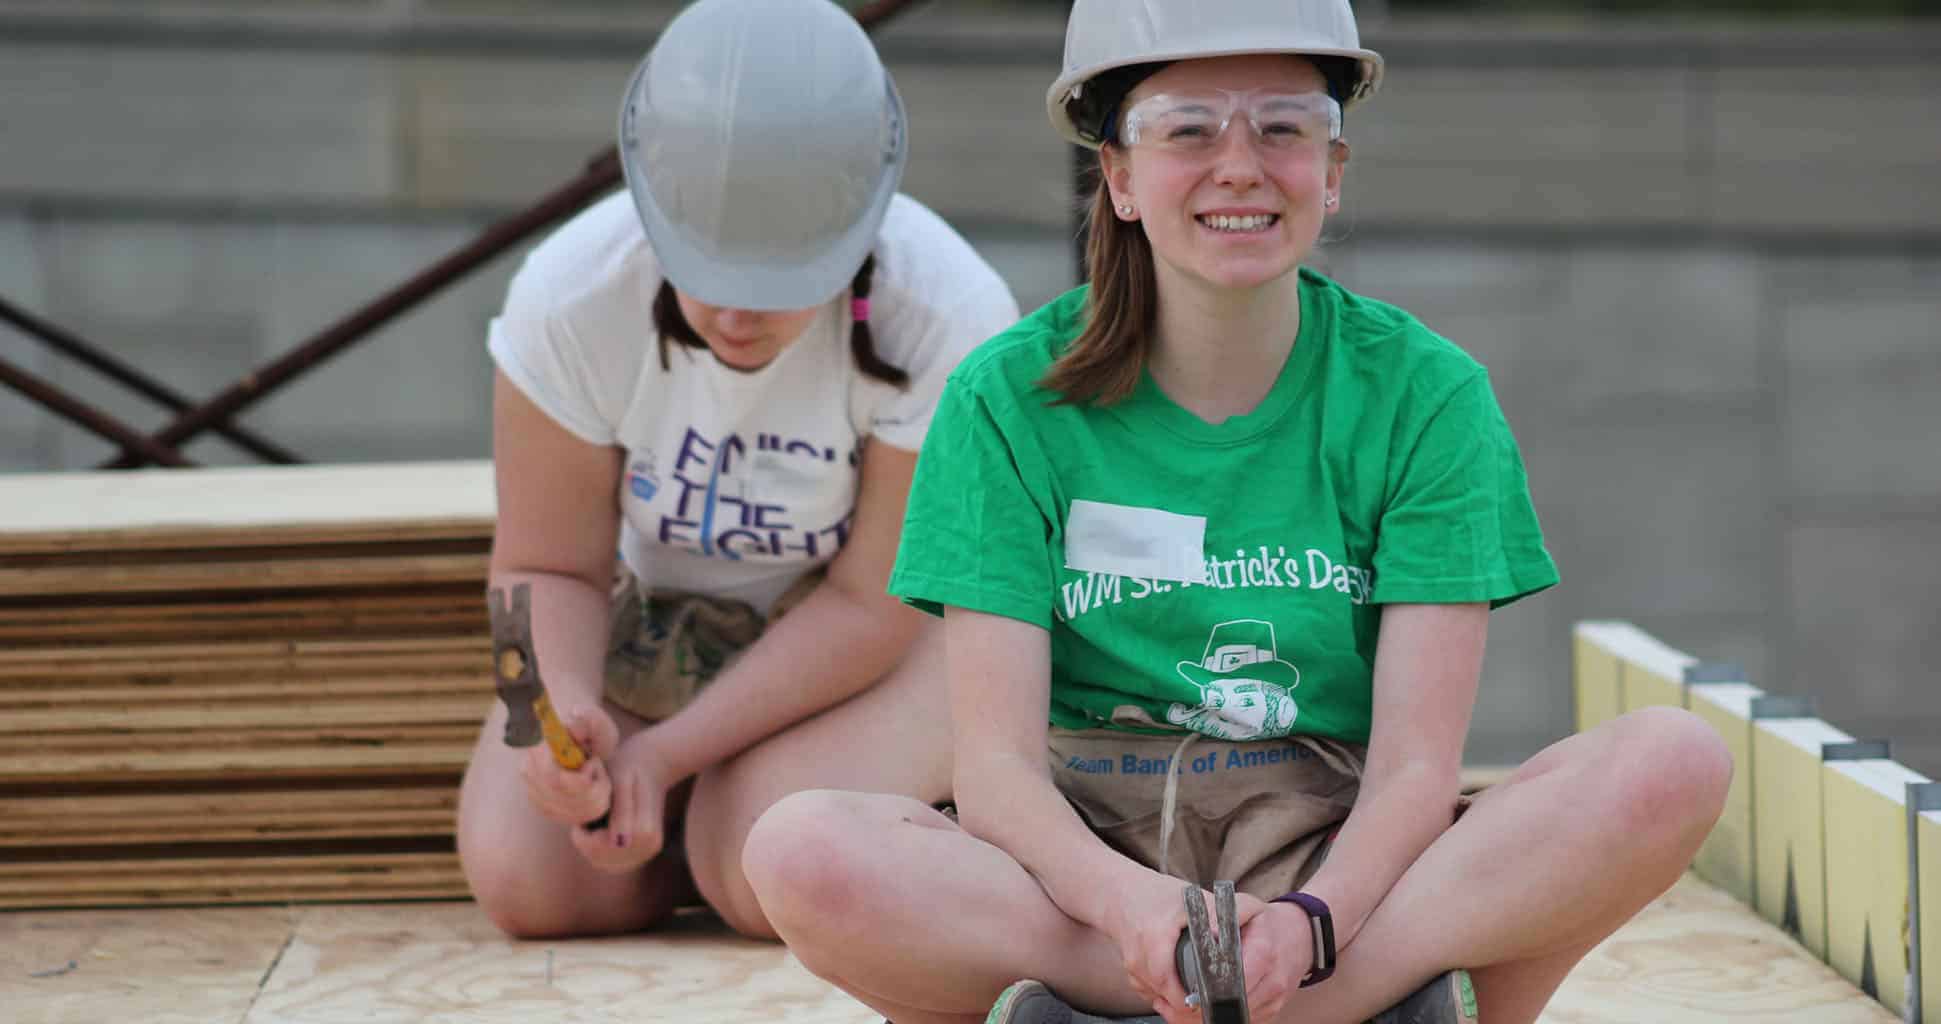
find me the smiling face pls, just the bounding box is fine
[673,291,822,372]
[1101,54,1347,296]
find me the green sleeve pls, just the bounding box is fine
[1370,371,1560,608]
[888,374,1054,628]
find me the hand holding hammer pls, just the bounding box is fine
[489,582,613,833]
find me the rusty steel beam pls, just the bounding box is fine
[0,295,300,464]
[0,351,193,467]
[108,0,924,469]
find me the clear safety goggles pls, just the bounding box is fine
[1119,89,1342,156]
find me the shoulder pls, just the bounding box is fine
[503,191,662,321]
[866,195,1020,358]
[1305,269,1486,406]
[872,194,1006,296]
[946,287,1087,399]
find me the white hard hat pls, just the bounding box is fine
[619,0,908,310]
[1047,0,1385,149]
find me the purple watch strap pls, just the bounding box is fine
[1270,890,1337,987]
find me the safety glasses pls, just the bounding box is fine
[1119,89,1341,157]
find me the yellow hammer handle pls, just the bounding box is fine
[532,691,589,770]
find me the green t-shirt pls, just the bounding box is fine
[888,270,1559,746]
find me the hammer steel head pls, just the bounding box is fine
[487,583,544,748]
[1177,881,1249,1024]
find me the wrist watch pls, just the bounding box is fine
[1270,890,1336,986]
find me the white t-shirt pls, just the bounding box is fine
[488,192,1020,615]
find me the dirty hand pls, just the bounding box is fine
[569,732,679,873]
[1099,872,1202,1024]
[1236,892,1313,1024]
[518,700,617,830]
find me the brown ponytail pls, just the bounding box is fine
[650,256,906,388]
[1038,167,1157,406]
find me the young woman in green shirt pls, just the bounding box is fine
[741,2,1732,1022]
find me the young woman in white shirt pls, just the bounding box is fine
[456,0,1019,939]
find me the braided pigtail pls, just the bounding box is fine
[847,254,908,389]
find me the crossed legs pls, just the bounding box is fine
[744,706,1731,1024]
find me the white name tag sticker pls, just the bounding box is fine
[1064,499,1208,585]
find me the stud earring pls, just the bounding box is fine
[1118,204,1134,217]
[1325,194,1339,209]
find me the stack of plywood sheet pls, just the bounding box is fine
[0,461,498,909]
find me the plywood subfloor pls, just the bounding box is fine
[1538,873,1894,1023]
[1,874,1892,1024]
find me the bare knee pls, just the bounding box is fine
[742,790,870,925]
[1603,706,1733,844]
[460,829,583,939]
[459,774,670,938]
[459,762,573,938]
[743,789,903,947]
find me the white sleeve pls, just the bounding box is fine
[484,265,624,448]
[869,280,1021,452]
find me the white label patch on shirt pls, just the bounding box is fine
[1064,500,1208,585]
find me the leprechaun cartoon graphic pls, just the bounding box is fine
[1167,619,1301,740]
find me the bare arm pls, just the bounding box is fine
[488,368,623,712]
[486,369,635,836]
[1299,602,1488,948]
[634,437,928,783]
[945,607,1154,930]
[949,608,1214,1019]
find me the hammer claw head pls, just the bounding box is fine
[1178,881,1249,1024]
[487,582,543,748]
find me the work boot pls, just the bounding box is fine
[1368,968,1479,1024]
[985,980,1163,1024]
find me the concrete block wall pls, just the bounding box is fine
[1314,238,1941,774]
[1,4,1935,773]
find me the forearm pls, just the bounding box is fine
[955,751,1152,931]
[638,582,922,781]
[488,568,612,707]
[1301,761,1461,949]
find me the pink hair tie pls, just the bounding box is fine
[850,297,871,322]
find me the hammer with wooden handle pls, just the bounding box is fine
[488,582,610,832]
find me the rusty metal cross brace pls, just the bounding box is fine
[0,349,195,467]
[0,295,299,465]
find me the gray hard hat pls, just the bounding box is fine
[1048,0,1385,149]
[619,0,908,311]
